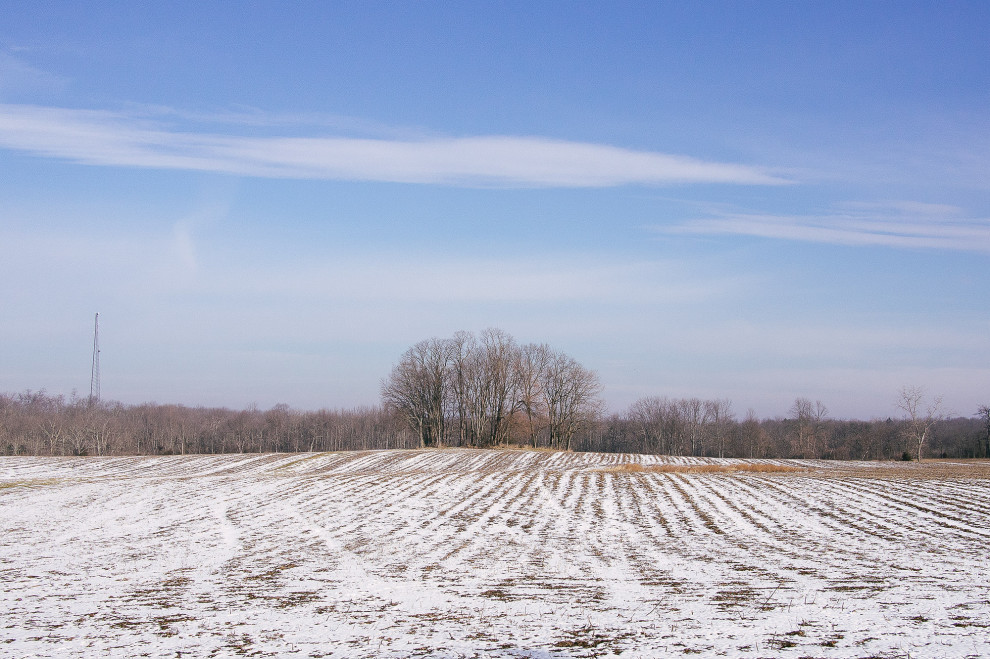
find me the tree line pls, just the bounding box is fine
[2,389,986,460]
[0,390,418,457]
[584,399,988,461]
[2,329,988,459]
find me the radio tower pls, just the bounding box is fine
[89,312,101,405]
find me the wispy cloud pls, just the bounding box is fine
[0,103,787,187]
[118,102,427,139]
[0,53,67,97]
[660,201,990,252]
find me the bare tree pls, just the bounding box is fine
[678,398,711,456]
[468,328,517,446]
[896,385,947,461]
[381,338,453,447]
[788,398,829,458]
[789,397,813,457]
[542,350,603,451]
[447,331,475,447]
[977,405,990,458]
[629,396,682,455]
[811,400,830,458]
[740,408,769,458]
[706,398,735,459]
[513,343,551,448]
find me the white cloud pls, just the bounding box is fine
[660,202,990,252]
[0,103,787,187]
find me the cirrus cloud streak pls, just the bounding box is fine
[662,203,990,252]
[0,103,786,187]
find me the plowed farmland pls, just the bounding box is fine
[2,451,988,658]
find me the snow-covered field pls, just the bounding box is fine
[2,450,988,658]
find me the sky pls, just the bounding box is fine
[1,2,988,420]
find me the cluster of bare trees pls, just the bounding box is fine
[627,397,736,457]
[381,329,603,450]
[0,391,416,457]
[584,389,985,461]
[788,397,831,459]
[618,396,829,459]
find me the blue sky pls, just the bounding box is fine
[1,2,988,419]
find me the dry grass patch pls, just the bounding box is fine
[0,478,63,490]
[599,463,807,474]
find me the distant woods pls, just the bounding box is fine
[2,330,988,459]
[0,392,417,457]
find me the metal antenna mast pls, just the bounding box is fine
[90,312,101,404]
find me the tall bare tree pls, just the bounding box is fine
[381,338,453,447]
[896,385,947,461]
[789,397,829,458]
[513,343,551,448]
[976,405,990,458]
[789,397,813,457]
[468,328,518,446]
[706,398,735,459]
[740,408,769,458]
[447,331,475,447]
[542,350,602,451]
[678,398,711,456]
[629,396,682,455]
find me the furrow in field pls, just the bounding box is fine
[688,476,790,540]
[715,475,932,597]
[635,473,791,595]
[596,473,692,594]
[444,469,538,572]
[496,469,558,566]
[690,477,874,610]
[685,476,824,570]
[750,476,896,543]
[926,485,990,525]
[849,476,986,520]
[658,476,813,586]
[292,472,435,543]
[273,450,374,475]
[864,477,990,529]
[826,478,990,543]
[642,473,710,538]
[663,473,736,538]
[743,476,972,596]
[704,475,880,576]
[295,468,512,580]
[624,472,681,541]
[797,477,956,546]
[0,455,131,480]
[314,450,400,474]
[513,470,636,610]
[380,470,515,573]
[594,472,799,626]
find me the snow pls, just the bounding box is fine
[1,450,988,657]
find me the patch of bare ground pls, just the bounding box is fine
[598,458,990,480]
[809,459,990,480]
[598,462,808,474]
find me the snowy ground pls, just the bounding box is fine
[1,450,988,658]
